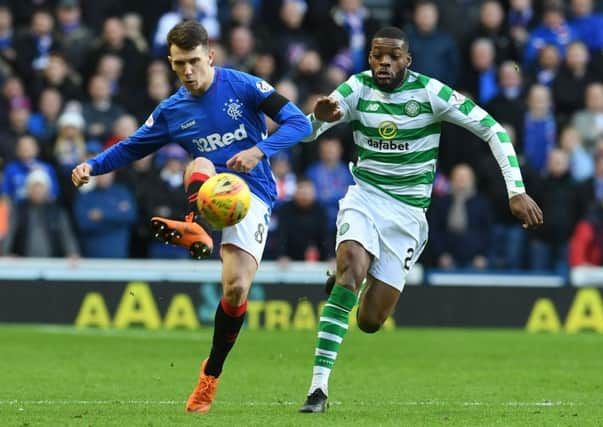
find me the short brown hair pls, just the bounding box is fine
[166,20,209,51]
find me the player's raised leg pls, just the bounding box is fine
[299,240,370,413]
[151,157,215,259]
[182,157,215,215]
[356,276,401,333]
[186,243,256,413]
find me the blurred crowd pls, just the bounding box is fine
[0,0,603,276]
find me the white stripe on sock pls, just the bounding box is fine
[315,348,337,359]
[325,302,351,313]
[319,316,349,329]
[318,331,343,343]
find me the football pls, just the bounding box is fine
[196,173,251,229]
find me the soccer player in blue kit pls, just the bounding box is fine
[71,20,311,413]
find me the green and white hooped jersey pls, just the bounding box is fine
[306,70,525,208]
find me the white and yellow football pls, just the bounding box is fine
[197,173,251,229]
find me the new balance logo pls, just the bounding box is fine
[366,103,380,112]
[181,120,196,129]
[192,124,248,152]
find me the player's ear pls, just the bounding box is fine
[167,56,175,70]
[406,53,412,67]
[208,49,215,65]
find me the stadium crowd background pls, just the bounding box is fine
[0,0,602,277]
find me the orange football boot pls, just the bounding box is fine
[150,213,213,259]
[185,358,220,413]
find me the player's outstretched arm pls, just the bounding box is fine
[509,193,543,229]
[433,84,535,224]
[303,96,348,143]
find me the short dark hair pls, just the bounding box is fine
[166,20,209,51]
[372,26,409,47]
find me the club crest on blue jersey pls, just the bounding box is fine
[256,80,273,93]
[223,98,243,120]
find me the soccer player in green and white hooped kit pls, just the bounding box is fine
[298,26,544,413]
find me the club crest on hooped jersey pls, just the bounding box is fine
[339,223,350,236]
[404,100,420,117]
[223,98,243,120]
[378,120,398,140]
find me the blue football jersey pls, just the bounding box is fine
[88,67,302,207]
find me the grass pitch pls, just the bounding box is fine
[1,325,601,427]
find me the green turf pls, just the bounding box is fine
[0,325,601,426]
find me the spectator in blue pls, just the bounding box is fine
[406,0,460,86]
[527,44,561,87]
[13,9,61,83]
[523,84,556,174]
[73,170,137,258]
[461,38,499,104]
[305,134,353,251]
[2,134,59,202]
[523,0,577,66]
[27,88,62,148]
[428,164,493,270]
[508,0,538,54]
[569,0,603,53]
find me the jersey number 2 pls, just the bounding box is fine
[404,248,415,271]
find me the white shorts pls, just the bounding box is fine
[335,184,428,292]
[221,193,270,265]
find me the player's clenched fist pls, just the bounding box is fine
[509,193,544,229]
[226,146,264,173]
[71,162,92,187]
